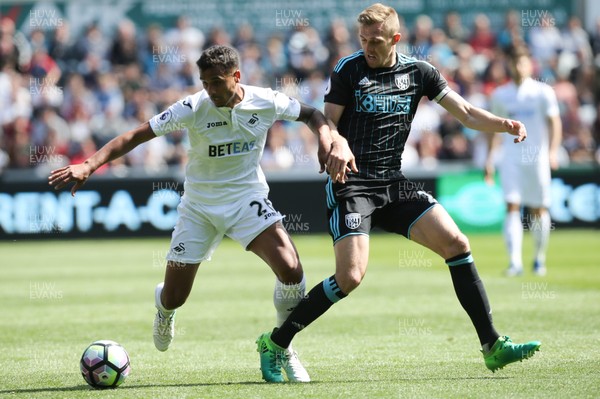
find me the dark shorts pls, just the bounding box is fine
[325,177,437,243]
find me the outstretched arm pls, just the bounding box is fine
[439,90,527,143]
[297,103,357,183]
[48,122,156,195]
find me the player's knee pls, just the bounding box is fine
[455,233,470,253]
[273,249,303,283]
[442,232,470,259]
[336,269,364,294]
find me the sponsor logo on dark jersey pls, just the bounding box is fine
[354,90,412,114]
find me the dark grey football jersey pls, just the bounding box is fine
[325,50,450,180]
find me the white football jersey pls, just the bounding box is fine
[149,84,301,204]
[490,78,559,165]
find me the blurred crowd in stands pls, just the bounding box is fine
[0,10,599,175]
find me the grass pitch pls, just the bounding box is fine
[1,230,598,398]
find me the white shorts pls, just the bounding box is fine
[166,194,284,264]
[498,162,551,208]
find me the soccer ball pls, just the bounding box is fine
[80,340,131,389]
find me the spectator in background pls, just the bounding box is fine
[262,35,288,79]
[140,24,164,79]
[286,26,329,79]
[165,16,205,74]
[527,12,562,80]
[239,42,266,87]
[233,23,258,53]
[324,18,354,70]
[407,97,442,169]
[452,43,477,95]
[0,17,31,72]
[0,69,19,125]
[590,16,600,59]
[203,26,230,49]
[443,11,470,52]
[429,28,455,69]
[469,14,497,60]
[61,74,98,121]
[72,22,110,62]
[561,16,593,66]
[77,51,109,89]
[29,29,48,52]
[497,10,526,51]
[5,116,32,168]
[481,53,510,96]
[409,15,433,59]
[110,19,140,67]
[48,22,77,78]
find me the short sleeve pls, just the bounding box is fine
[273,91,301,121]
[543,85,560,118]
[149,98,194,136]
[489,91,507,117]
[324,71,352,106]
[420,61,449,102]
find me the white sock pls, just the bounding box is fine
[532,211,551,265]
[274,275,306,328]
[504,211,523,269]
[155,282,175,315]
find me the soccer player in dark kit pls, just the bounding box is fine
[256,3,541,382]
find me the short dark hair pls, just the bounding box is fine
[196,45,240,73]
[507,45,531,64]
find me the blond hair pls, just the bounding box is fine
[357,3,400,36]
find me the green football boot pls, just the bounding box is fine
[256,331,285,383]
[483,335,541,372]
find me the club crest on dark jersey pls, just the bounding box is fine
[345,213,361,229]
[395,74,410,91]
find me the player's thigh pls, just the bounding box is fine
[226,195,300,277]
[247,220,303,283]
[408,204,470,259]
[167,199,225,264]
[327,193,374,244]
[375,188,437,239]
[227,194,285,249]
[520,165,551,209]
[498,162,522,205]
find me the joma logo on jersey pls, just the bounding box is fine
[208,140,256,157]
[206,120,228,129]
[354,91,412,114]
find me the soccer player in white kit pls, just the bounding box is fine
[49,45,356,382]
[485,46,562,276]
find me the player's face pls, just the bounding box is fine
[200,67,240,107]
[514,55,533,80]
[359,22,400,68]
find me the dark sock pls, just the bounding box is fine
[446,252,500,347]
[271,275,347,348]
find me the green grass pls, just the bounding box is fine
[1,230,599,398]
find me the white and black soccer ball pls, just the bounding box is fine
[80,340,131,389]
